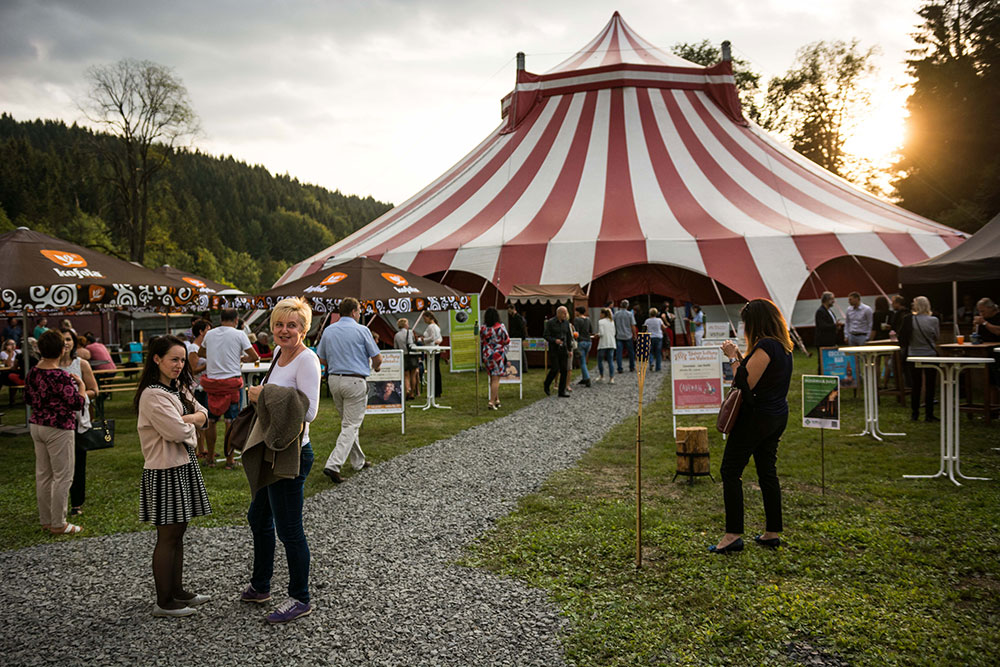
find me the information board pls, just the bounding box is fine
[705,322,730,339]
[448,293,479,372]
[802,375,840,429]
[498,338,523,399]
[367,349,405,432]
[670,346,723,415]
[522,337,549,352]
[819,347,858,388]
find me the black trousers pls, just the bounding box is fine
[908,362,936,418]
[544,347,568,394]
[70,438,86,508]
[720,409,786,534]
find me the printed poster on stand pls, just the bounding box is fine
[802,375,840,429]
[448,293,479,372]
[819,347,858,389]
[498,338,523,399]
[367,349,405,432]
[705,322,730,339]
[670,346,723,415]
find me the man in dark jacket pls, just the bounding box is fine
[543,306,571,397]
[814,291,839,373]
[507,304,529,371]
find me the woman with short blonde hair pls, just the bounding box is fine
[394,318,419,400]
[243,296,321,623]
[271,297,312,333]
[905,295,939,421]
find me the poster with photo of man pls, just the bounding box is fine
[367,349,405,432]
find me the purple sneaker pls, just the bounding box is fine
[240,584,271,604]
[266,598,312,624]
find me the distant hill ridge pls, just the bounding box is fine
[0,113,393,293]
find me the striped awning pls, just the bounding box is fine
[279,12,964,318]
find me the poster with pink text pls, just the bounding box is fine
[670,346,723,415]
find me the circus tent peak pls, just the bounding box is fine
[545,11,702,73]
[278,13,965,323]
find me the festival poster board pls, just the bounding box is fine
[670,346,724,415]
[448,294,479,372]
[705,322,729,339]
[367,349,405,432]
[523,338,548,352]
[802,375,840,429]
[498,338,523,398]
[819,347,858,389]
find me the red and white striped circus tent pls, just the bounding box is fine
[279,12,964,326]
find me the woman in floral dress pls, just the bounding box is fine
[480,307,510,410]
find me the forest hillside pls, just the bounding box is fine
[0,113,393,293]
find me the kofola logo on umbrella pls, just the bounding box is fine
[182,276,212,291]
[304,271,348,293]
[40,249,105,279]
[381,272,419,294]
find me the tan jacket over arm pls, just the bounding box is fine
[137,387,208,470]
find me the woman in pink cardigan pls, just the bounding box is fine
[134,335,211,618]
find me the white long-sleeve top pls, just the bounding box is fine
[265,347,321,444]
[598,318,616,349]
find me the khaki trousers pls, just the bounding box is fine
[31,424,76,528]
[324,375,368,473]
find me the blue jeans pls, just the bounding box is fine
[598,348,615,378]
[649,337,663,371]
[576,340,591,380]
[248,442,314,604]
[616,338,635,372]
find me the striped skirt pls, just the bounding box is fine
[139,448,212,526]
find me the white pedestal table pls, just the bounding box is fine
[904,355,994,486]
[410,345,450,410]
[840,345,905,442]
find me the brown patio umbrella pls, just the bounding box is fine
[221,256,470,315]
[0,227,199,315]
[154,265,240,295]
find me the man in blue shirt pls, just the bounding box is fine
[316,297,382,483]
[613,300,636,373]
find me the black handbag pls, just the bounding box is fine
[77,419,115,451]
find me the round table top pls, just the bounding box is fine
[907,356,994,364]
[840,345,899,354]
[241,362,272,373]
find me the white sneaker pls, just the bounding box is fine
[609,378,616,384]
[595,376,603,382]
[152,604,196,618]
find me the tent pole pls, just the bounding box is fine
[709,278,737,336]
[22,311,31,426]
[952,281,959,338]
[850,255,890,301]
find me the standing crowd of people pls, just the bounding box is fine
[14,286,999,620]
[813,291,1000,421]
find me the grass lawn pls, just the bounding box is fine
[0,367,544,551]
[462,352,1000,666]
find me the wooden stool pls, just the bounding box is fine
[673,426,714,484]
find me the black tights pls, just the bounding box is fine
[152,522,189,607]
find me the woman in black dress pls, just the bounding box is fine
[712,299,794,554]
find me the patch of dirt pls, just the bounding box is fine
[959,573,1000,593]
[786,639,851,666]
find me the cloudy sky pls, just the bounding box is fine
[0,0,923,205]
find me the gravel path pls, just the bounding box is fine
[0,370,664,666]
